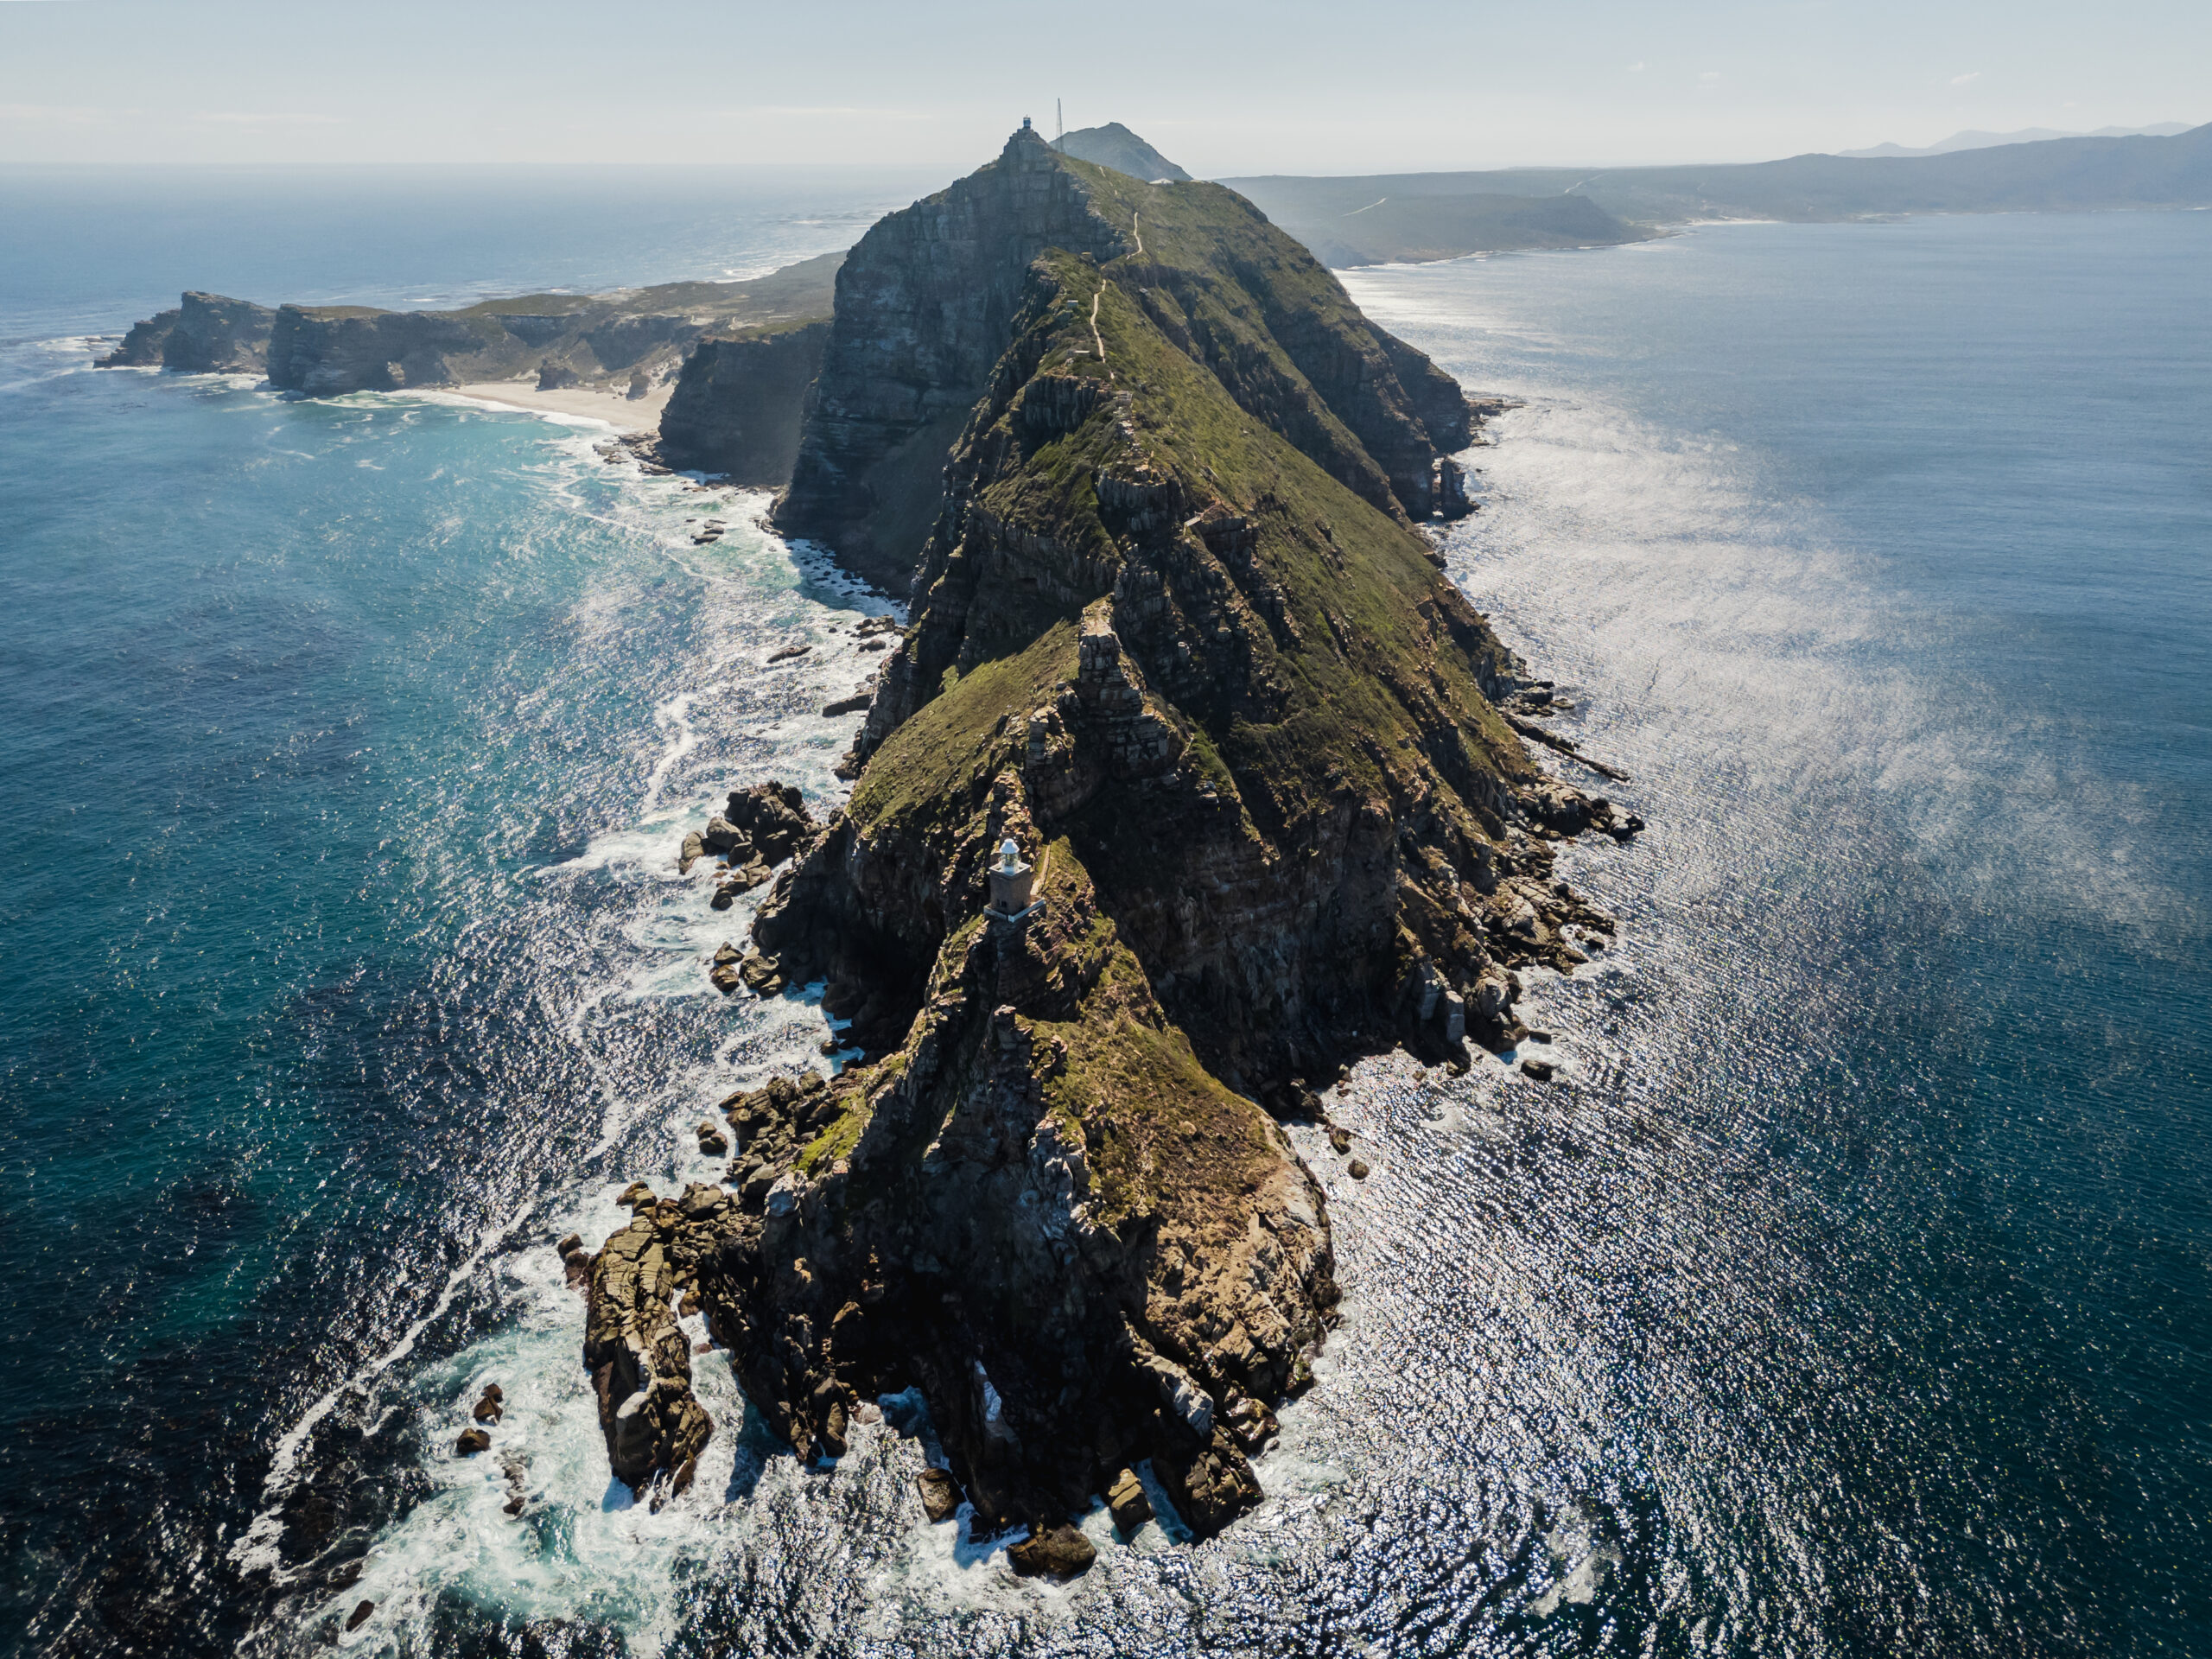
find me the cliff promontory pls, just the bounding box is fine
[583,127,1637,1567]
[96,290,275,373]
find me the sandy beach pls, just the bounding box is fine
[448,378,672,433]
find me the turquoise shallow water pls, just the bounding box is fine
[1,182,2207,1656]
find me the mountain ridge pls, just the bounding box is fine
[581,125,1638,1567]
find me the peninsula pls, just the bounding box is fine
[97,254,842,459]
[576,124,1637,1575]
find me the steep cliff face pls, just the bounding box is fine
[95,291,274,373]
[772,135,1132,594]
[655,321,830,483]
[587,130,1637,1559]
[266,305,484,394]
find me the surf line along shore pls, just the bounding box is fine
[565,121,1645,1582]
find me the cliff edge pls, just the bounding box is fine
[585,127,1637,1566]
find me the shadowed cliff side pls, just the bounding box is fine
[655,321,830,483]
[587,128,1639,1565]
[96,291,275,373]
[772,138,1132,595]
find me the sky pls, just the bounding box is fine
[0,0,2202,175]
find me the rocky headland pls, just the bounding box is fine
[96,289,276,373]
[97,253,842,433]
[577,125,1640,1572]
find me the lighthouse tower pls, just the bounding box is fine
[986,837,1036,920]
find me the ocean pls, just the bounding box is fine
[1,175,2205,1656]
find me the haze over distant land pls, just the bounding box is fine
[1228,122,2212,264]
[1839,122,2192,158]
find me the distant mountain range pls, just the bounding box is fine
[1839,123,2193,159]
[1045,121,2212,270]
[1226,123,2212,264]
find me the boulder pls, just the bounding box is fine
[455,1428,492,1456]
[738,950,786,996]
[346,1600,375,1632]
[916,1466,961,1522]
[1007,1522,1096,1580]
[696,1121,731,1156]
[1157,1429,1262,1536]
[556,1233,583,1258]
[1105,1467,1152,1529]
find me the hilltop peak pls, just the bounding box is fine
[1052,120,1192,182]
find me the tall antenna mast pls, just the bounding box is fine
[1057,99,1064,144]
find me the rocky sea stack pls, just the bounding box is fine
[583,126,1638,1565]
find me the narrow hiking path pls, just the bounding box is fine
[1089,286,1109,378]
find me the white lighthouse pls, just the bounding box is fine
[986,837,1036,920]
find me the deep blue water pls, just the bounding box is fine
[1,178,2206,1657]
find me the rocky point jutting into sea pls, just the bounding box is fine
[91,122,1642,1581]
[568,124,1640,1578]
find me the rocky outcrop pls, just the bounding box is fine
[97,311,177,368]
[656,321,830,483]
[96,291,274,372]
[586,129,1641,1555]
[582,1190,714,1493]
